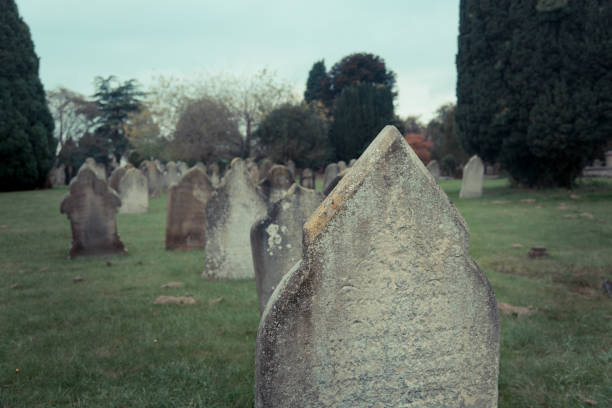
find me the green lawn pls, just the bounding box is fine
[1,178,611,407]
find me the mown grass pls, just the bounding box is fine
[1,178,611,407]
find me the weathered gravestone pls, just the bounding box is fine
[348,158,356,167]
[177,161,189,175]
[165,161,181,188]
[60,168,127,258]
[286,159,296,178]
[259,165,293,204]
[337,160,347,172]
[259,158,274,182]
[247,159,260,184]
[166,167,213,250]
[108,165,132,192]
[251,184,324,313]
[208,163,221,188]
[322,162,339,192]
[117,168,148,214]
[300,168,315,189]
[255,126,500,407]
[140,160,163,198]
[606,150,612,168]
[202,158,267,279]
[79,157,106,180]
[460,155,484,198]
[50,164,66,186]
[322,168,348,196]
[427,159,441,181]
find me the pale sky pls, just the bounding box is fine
[15,0,460,122]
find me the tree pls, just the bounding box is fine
[124,106,165,163]
[404,133,432,164]
[254,103,331,168]
[456,0,612,187]
[0,0,56,191]
[92,76,144,163]
[47,87,98,152]
[304,60,327,103]
[328,83,395,161]
[170,96,243,163]
[426,103,467,165]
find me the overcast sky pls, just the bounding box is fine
[15,0,460,122]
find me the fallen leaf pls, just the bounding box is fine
[152,296,196,305]
[498,302,536,317]
[160,281,184,289]
[208,296,224,306]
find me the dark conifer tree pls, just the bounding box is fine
[304,60,327,104]
[0,0,56,191]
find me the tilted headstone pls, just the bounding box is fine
[208,163,221,188]
[50,164,66,186]
[60,168,127,258]
[300,168,315,189]
[251,184,324,313]
[139,160,163,198]
[460,155,484,198]
[322,168,348,196]
[427,159,441,181]
[322,163,339,192]
[79,157,106,180]
[259,165,293,204]
[255,126,500,407]
[202,158,267,279]
[117,168,148,214]
[259,158,274,182]
[337,160,347,172]
[166,167,213,250]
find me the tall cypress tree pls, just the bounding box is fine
[304,60,327,104]
[456,0,612,187]
[0,0,56,191]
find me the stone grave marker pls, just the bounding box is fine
[79,157,106,180]
[322,162,339,192]
[166,167,213,250]
[286,159,296,178]
[60,168,127,258]
[427,159,441,181]
[247,159,260,184]
[348,158,356,167]
[202,158,267,279]
[300,168,315,189]
[139,160,163,198]
[322,168,348,196]
[460,155,484,198]
[251,184,324,313]
[259,165,293,204]
[177,161,189,175]
[337,160,347,172]
[50,164,66,186]
[208,163,221,188]
[255,126,500,407]
[109,165,131,192]
[117,168,148,213]
[259,158,274,182]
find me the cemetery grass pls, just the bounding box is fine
[0,179,610,407]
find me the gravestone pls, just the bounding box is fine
[50,164,66,186]
[251,184,324,313]
[79,158,106,180]
[337,160,347,172]
[166,167,213,250]
[427,159,441,181]
[322,163,339,192]
[177,161,189,175]
[300,168,315,189]
[348,158,356,167]
[60,168,127,258]
[247,159,260,184]
[165,161,181,187]
[140,160,163,198]
[606,150,612,168]
[460,155,484,198]
[322,168,348,196]
[259,165,293,204]
[208,163,221,188]
[259,158,274,182]
[286,159,296,178]
[109,165,131,192]
[202,158,267,279]
[255,126,500,407]
[118,168,148,213]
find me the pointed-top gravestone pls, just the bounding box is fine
[300,168,315,189]
[117,168,148,213]
[251,183,324,314]
[322,162,339,192]
[60,168,126,258]
[202,158,267,279]
[460,155,484,198]
[166,167,213,250]
[255,126,500,407]
[259,165,293,204]
[427,159,441,181]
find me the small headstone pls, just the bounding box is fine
[118,168,148,213]
[459,155,484,198]
[259,165,293,204]
[286,159,296,178]
[60,168,127,258]
[79,158,106,180]
[255,126,499,407]
[322,168,349,196]
[50,164,66,186]
[165,161,181,188]
[322,162,339,192]
[139,160,163,198]
[208,163,221,188]
[337,160,347,172]
[165,168,213,250]
[259,158,274,182]
[300,168,315,189]
[427,159,440,181]
[247,159,260,184]
[176,161,189,175]
[108,165,129,192]
[348,159,356,167]
[251,184,324,313]
[202,158,267,279]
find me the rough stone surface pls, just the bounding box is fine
[118,168,148,213]
[79,158,106,180]
[60,168,126,258]
[427,159,441,181]
[259,165,293,204]
[165,168,213,250]
[255,126,500,407]
[322,163,339,192]
[140,160,163,198]
[202,159,267,279]
[300,168,315,189]
[460,155,484,198]
[251,184,324,313]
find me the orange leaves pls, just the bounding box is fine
[404,132,432,164]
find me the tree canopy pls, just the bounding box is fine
[0,0,56,191]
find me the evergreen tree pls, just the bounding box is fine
[329,83,394,161]
[304,60,327,103]
[456,0,612,187]
[0,0,56,191]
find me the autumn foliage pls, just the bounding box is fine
[404,133,432,164]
